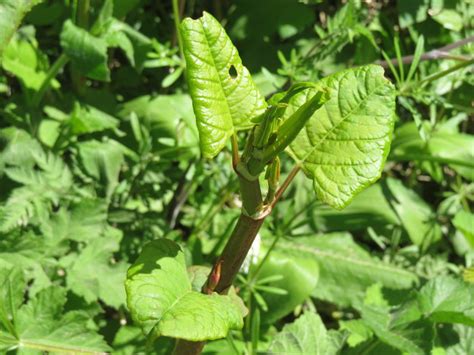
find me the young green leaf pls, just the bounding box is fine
[285,65,396,209]
[60,20,110,81]
[453,210,474,247]
[417,276,474,326]
[0,0,42,59]
[360,304,434,355]
[125,239,246,341]
[269,312,344,354]
[181,11,266,158]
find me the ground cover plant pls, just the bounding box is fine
[0,0,473,354]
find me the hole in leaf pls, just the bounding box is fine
[229,65,238,79]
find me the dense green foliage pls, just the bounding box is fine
[0,0,473,354]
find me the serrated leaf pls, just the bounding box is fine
[417,276,474,326]
[77,140,124,199]
[125,239,246,341]
[360,304,434,355]
[61,227,128,309]
[276,233,417,307]
[11,286,111,354]
[285,65,396,209]
[0,0,42,59]
[269,312,344,354]
[0,148,72,232]
[41,199,108,243]
[181,11,266,158]
[60,20,110,81]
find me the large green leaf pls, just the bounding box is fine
[276,233,417,307]
[181,11,266,158]
[256,244,319,324]
[268,312,344,354]
[285,65,396,209]
[0,0,42,59]
[312,182,400,232]
[382,178,441,249]
[125,239,246,341]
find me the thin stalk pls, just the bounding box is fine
[249,230,283,283]
[377,35,474,68]
[32,54,69,107]
[172,0,184,59]
[271,165,300,208]
[231,134,240,170]
[71,0,90,95]
[419,58,474,85]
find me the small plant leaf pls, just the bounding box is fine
[181,11,266,158]
[417,276,474,326]
[285,65,396,209]
[125,239,246,341]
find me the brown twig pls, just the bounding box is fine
[376,36,474,68]
[271,165,301,209]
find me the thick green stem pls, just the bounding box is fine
[238,176,262,217]
[76,0,90,28]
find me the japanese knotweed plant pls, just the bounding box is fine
[125,11,396,354]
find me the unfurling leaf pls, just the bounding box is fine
[181,11,266,158]
[285,65,396,209]
[125,239,246,341]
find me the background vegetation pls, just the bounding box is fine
[0,0,473,354]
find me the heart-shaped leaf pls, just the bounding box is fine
[285,65,396,209]
[181,11,266,158]
[125,239,246,341]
